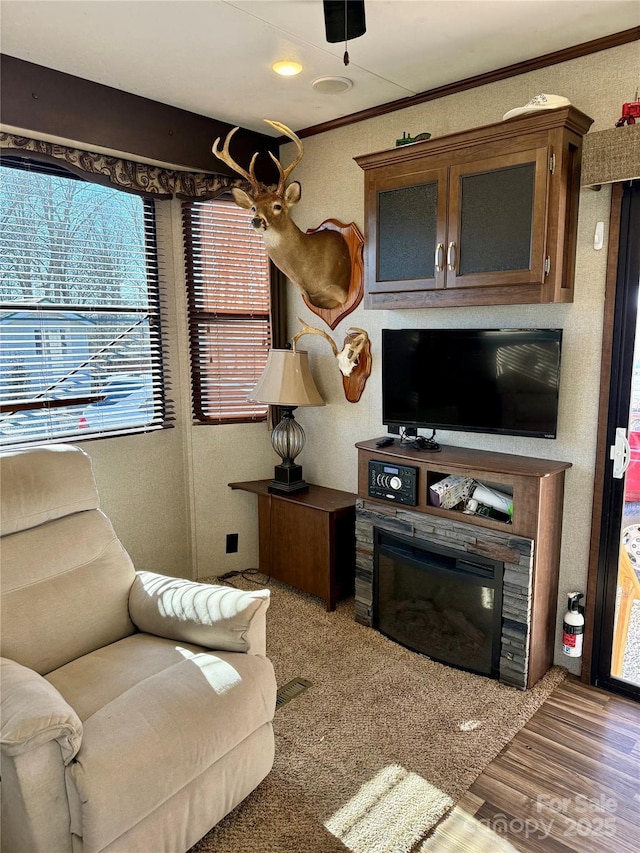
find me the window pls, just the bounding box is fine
[183,197,271,423]
[0,158,168,446]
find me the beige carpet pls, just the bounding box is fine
[191,575,566,853]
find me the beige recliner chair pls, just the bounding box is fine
[0,445,276,853]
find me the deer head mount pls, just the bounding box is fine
[291,318,372,404]
[213,120,352,311]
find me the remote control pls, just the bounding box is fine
[376,437,395,447]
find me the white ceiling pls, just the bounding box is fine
[1,1,638,137]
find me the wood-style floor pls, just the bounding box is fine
[425,677,640,852]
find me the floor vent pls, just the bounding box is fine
[276,677,312,710]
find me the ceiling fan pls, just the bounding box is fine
[323,0,366,65]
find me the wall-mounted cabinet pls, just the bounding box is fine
[355,107,593,309]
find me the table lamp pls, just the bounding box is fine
[250,349,324,494]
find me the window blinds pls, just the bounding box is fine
[0,158,170,446]
[183,198,271,423]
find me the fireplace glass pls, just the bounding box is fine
[374,529,503,678]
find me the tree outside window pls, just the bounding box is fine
[0,159,167,445]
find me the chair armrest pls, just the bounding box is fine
[128,571,270,655]
[0,657,82,764]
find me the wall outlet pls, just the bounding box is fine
[225,533,238,554]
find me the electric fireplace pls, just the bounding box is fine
[374,528,504,678]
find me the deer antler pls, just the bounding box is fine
[346,327,368,341]
[291,318,338,356]
[212,127,261,192]
[291,319,372,403]
[264,119,304,195]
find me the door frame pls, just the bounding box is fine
[584,181,640,699]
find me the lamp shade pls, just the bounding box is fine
[249,350,325,407]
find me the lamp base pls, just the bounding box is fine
[269,463,309,494]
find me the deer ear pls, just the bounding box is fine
[231,187,254,209]
[284,181,301,206]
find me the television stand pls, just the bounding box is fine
[358,438,570,537]
[355,438,572,687]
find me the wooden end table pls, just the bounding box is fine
[229,480,357,611]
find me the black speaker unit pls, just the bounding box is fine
[368,460,418,506]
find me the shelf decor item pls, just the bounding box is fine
[502,93,571,121]
[250,349,324,494]
[395,131,431,146]
[615,94,640,127]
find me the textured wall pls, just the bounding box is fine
[277,42,637,673]
[72,43,636,676]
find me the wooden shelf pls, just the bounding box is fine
[356,439,570,540]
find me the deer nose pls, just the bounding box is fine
[251,216,265,230]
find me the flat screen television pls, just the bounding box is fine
[382,328,562,439]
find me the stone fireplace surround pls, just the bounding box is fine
[355,499,535,689]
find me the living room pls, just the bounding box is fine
[1,2,640,852]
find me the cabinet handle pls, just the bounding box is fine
[435,243,444,272]
[447,242,457,271]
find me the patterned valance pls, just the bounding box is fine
[581,124,640,188]
[0,132,244,200]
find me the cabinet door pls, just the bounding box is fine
[446,148,549,291]
[366,167,448,293]
[268,499,330,600]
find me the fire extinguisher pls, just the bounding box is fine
[562,592,585,657]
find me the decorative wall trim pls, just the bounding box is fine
[0,133,243,200]
[291,27,640,140]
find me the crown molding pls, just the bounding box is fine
[291,27,640,141]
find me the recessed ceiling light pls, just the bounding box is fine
[272,60,303,77]
[312,76,353,95]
